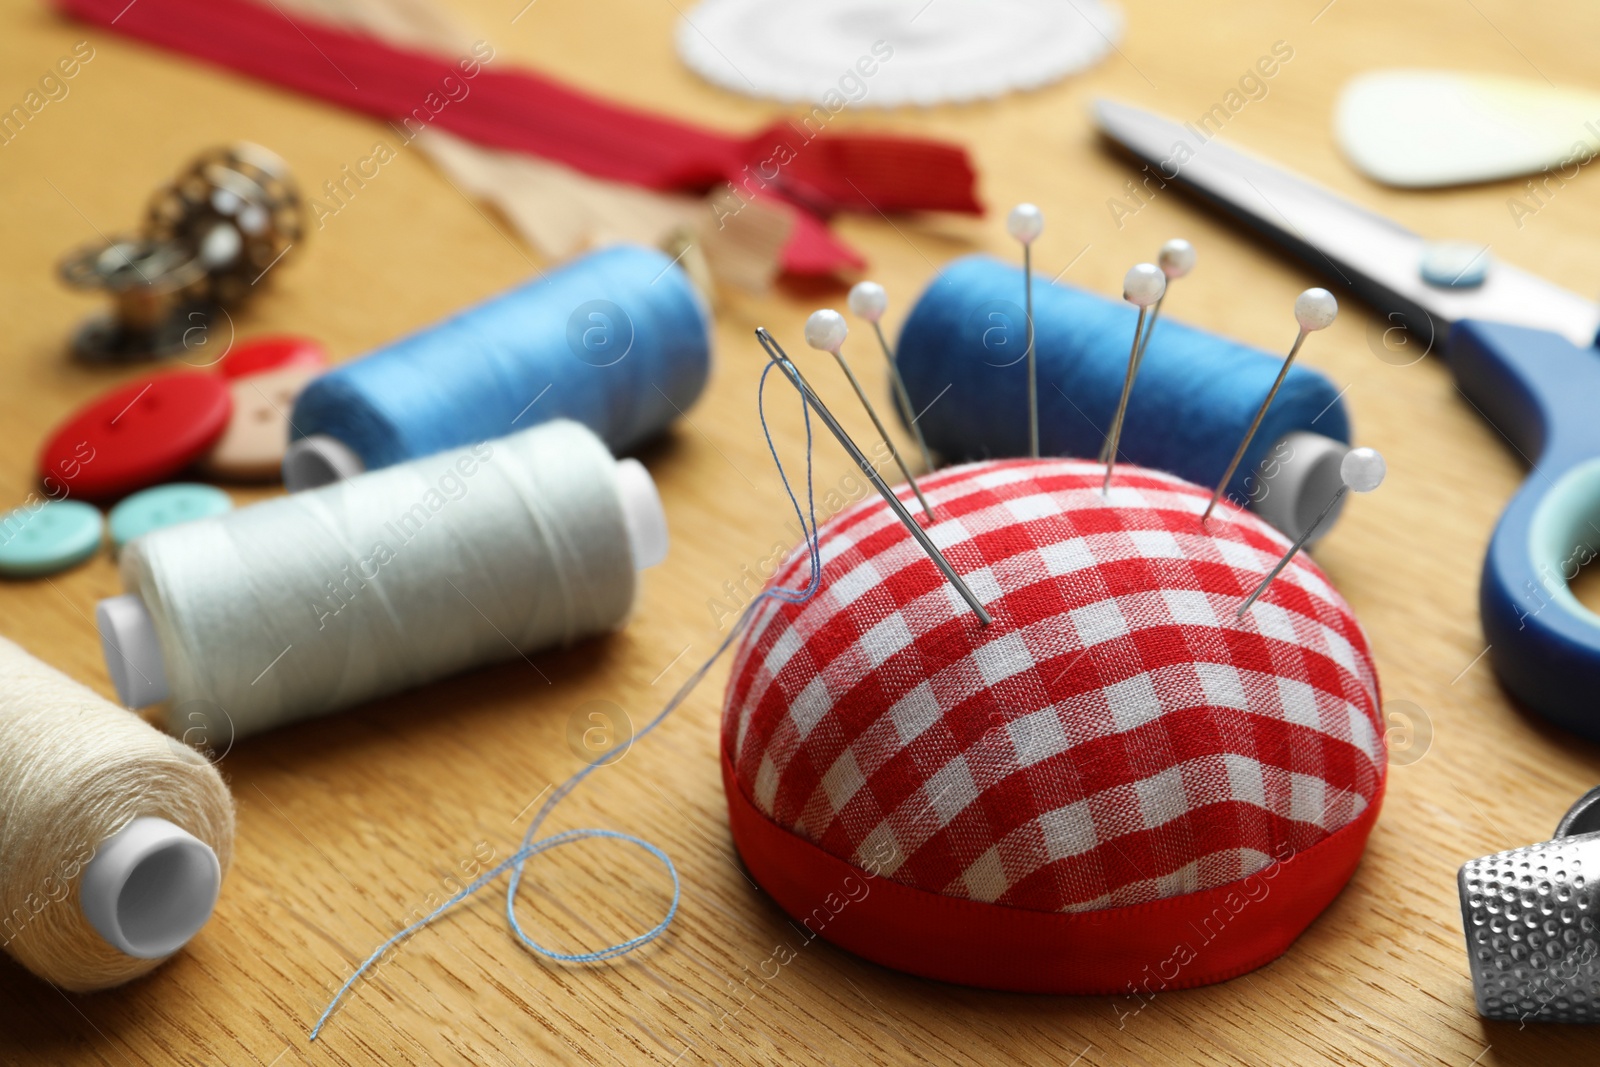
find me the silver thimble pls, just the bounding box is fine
[1459,786,1600,1023]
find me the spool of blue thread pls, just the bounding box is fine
[895,255,1353,536]
[283,244,711,489]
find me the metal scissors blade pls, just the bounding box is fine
[1092,98,1600,348]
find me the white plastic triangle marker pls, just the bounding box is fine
[1336,70,1600,188]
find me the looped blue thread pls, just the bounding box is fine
[312,358,823,1040]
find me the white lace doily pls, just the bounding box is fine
[676,0,1123,108]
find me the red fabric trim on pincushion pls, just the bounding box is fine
[724,747,1381,993]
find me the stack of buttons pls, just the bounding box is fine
[0,336,327,578]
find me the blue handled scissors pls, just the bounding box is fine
[1095,98,1600,740]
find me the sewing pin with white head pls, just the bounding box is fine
[757,327,990,625]
[1100,239,1203,460]
[806,310,936,521]
[1007,204,1044,458]
[1236,446,1384,616]
[1100,238,1196,463]
[1144,239,1196,359]
[1202,288,1338,525]
[1102,262,1166,496]
[849,281,934,474]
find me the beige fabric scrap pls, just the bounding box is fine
[274,0,792,290]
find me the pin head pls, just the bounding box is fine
[1123,263,1165,308]
[848,282,888,324]
[1158,239,1196,279]
[804,309,848,354]
[1294,288,1339,332]
[1340,446,1385,492]
[1006,203,1044,245]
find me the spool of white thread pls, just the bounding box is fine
[0,636,233,991]
[97,420,668,740]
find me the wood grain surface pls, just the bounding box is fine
[3,0,1600,1062]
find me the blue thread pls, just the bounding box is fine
[312,360,821,1040]
[895,255,1352,499]
[291,245,712,471]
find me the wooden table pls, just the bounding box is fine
[4,0,1600,1062]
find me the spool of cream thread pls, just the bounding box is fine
[0,636,233,991]
[96,420,668,739]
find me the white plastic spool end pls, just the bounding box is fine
[80,816,221,960]
[282,434,367,492]
[615,458,669,571]
[1249,431,1351,546]
[97,594,170,709]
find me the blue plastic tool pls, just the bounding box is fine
[1449,322,1600,736]
[1096,98,1600,739]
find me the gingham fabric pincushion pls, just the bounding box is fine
[721,458,1384,992]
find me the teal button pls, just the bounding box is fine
[0,500,104,577]
[109,483,233,549]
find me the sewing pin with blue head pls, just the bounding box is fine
[1202,288,1339,526]
[806,309,936,521]
[1102,262,1166,496]
[1007,204,1045,458]
[849,280,935,475]
[756,327,991,625]
[1237,446,1384,617]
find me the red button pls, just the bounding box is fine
[218,336,329,379]
[37,373,233,500]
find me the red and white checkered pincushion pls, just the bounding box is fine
[721,458,1384,993]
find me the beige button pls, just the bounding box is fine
[200,365,320,481]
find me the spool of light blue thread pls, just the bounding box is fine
[283,244,711,489]
[894,255,1352,530]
